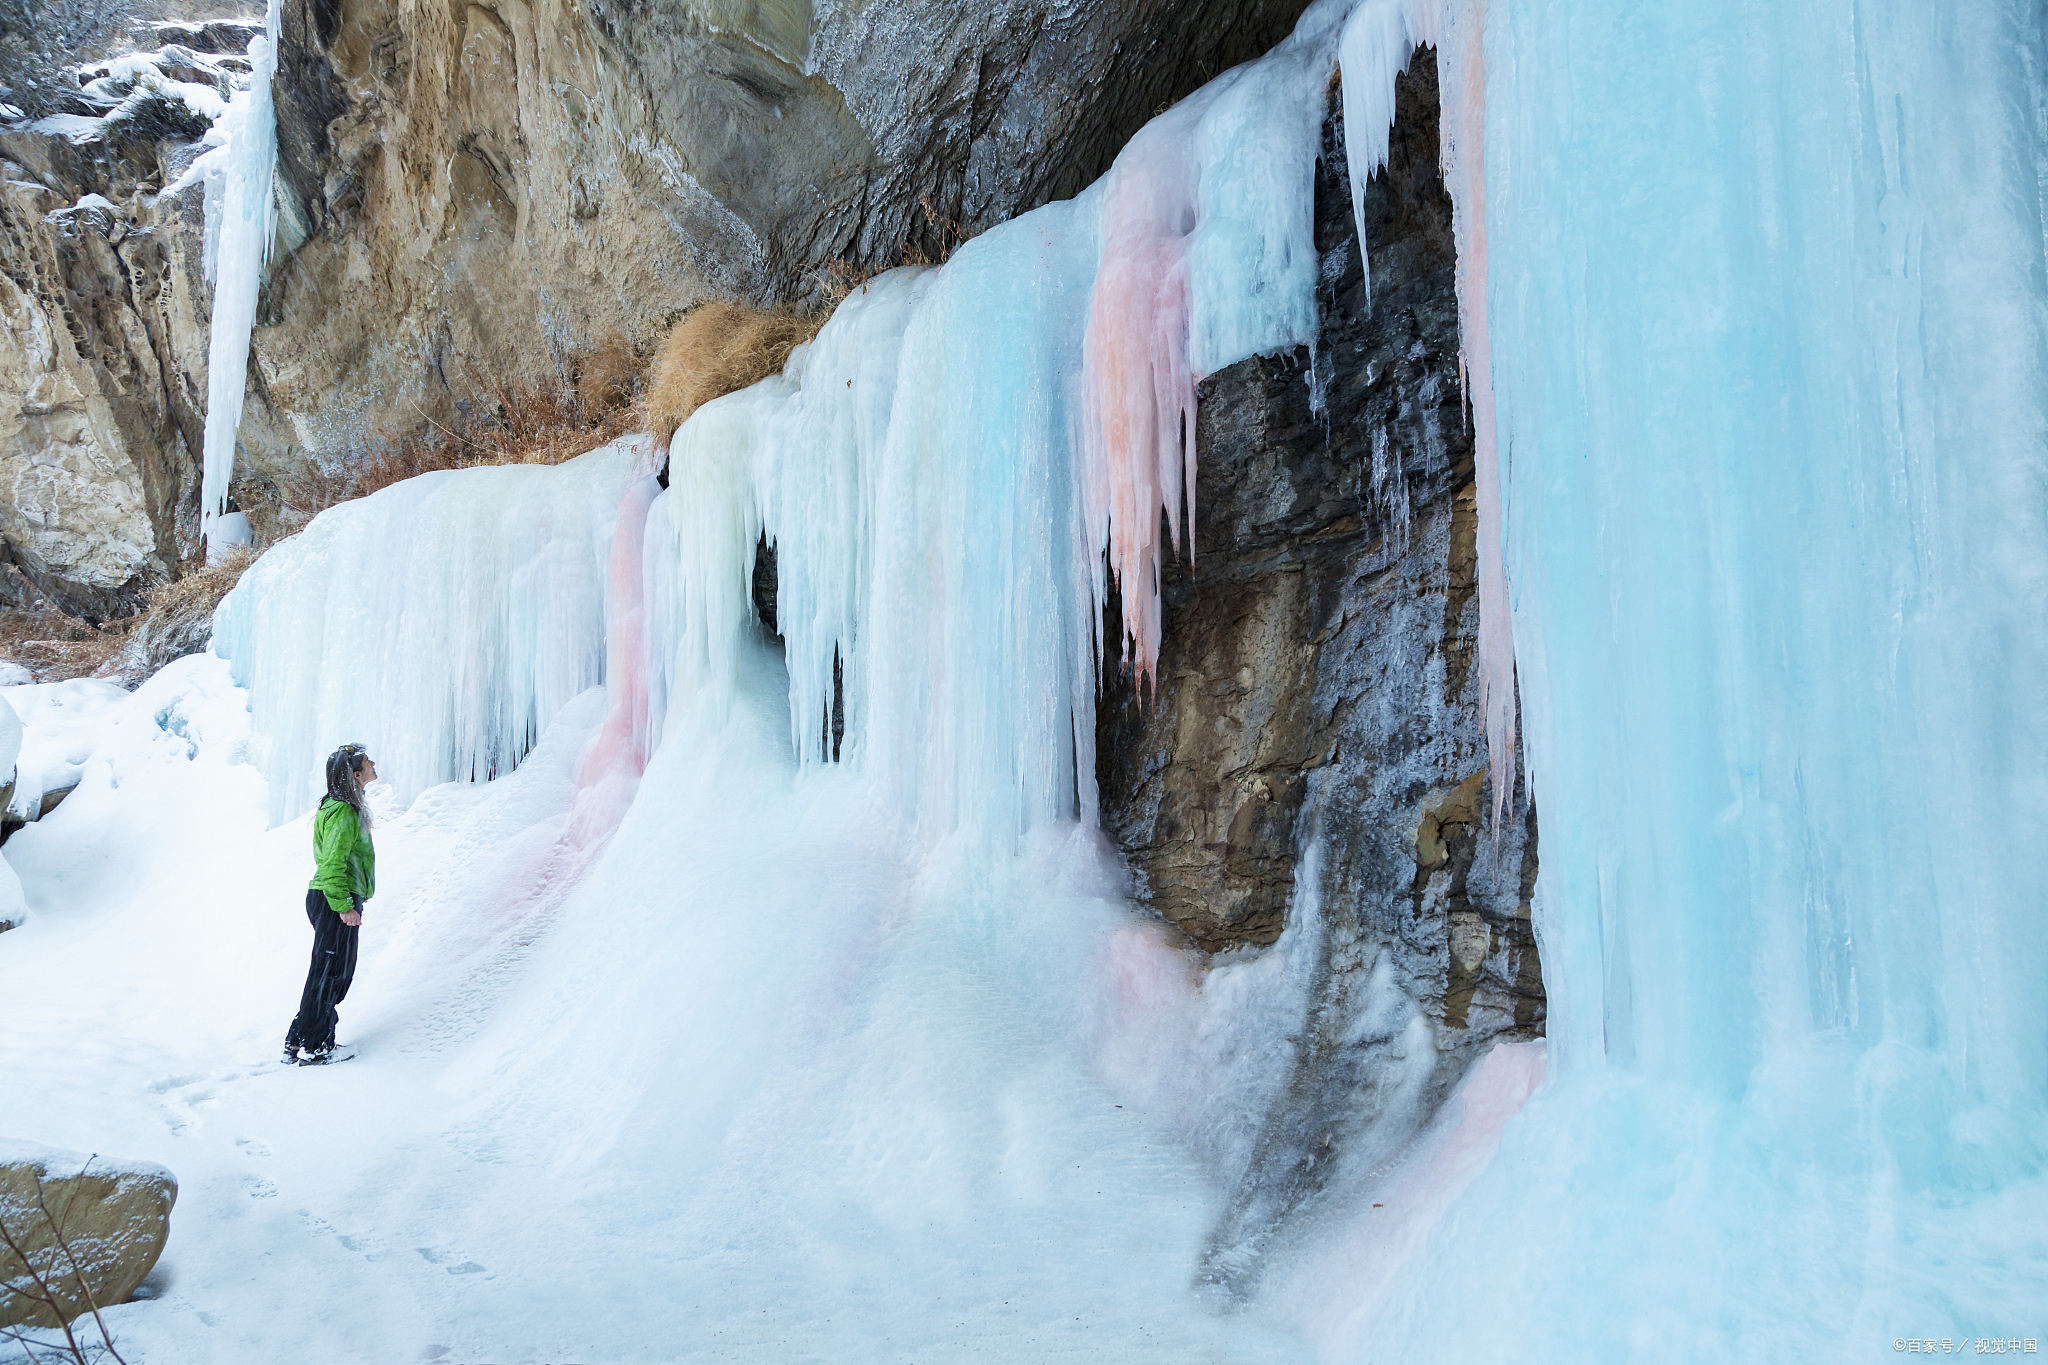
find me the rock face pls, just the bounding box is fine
[242,0,1322,468]
[0,1139,177,1329]
[1095,58,1542,1286]
[0,103,219,619]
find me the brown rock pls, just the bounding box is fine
[0,1140,177,1330]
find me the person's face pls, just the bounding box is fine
[354,756,379,786]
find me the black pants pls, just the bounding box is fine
[286,889,359,1053]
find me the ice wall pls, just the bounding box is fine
[213,440,645,822]
[1328,0,2048,1352]
[1494,0,2048,1150]
[195,0,284,555]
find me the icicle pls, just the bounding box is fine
[197,0,283,561]
[1431,0,1516,824]
[1079,115,1202,686]
[1335,0,1440,303]
[1079,23,1332,685]
[212,439,644,823]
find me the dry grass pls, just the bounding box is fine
[345,352,643,505]
[239,343,648,540]
[0,600,131,683]
[137,548,256,633]
[0,549,261,686]
[641,301,827,452]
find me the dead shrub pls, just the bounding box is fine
[136,547,254,633]
[575,331,641,417]
[278,343,645,518]
[84,547,255,686]
[640,300,826,451]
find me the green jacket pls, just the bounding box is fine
[309,797,375,916]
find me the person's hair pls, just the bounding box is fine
[324,744,374,828]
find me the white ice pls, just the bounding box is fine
[212,437,646,823]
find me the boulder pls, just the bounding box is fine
[0,1140,177,1330]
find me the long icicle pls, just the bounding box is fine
[197,0,283,559]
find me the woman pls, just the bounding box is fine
[284,743,378,1065]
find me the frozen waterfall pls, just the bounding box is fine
[183,0,2048,1355]
[194,0,284,557]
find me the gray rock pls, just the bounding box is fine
[0,1139,177,1331]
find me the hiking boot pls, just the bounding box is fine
[282,1044,302,1066]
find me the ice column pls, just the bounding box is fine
[197,0,283,558]
[1487,0,2048,1110]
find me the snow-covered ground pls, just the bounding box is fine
[0,649,1333,1364]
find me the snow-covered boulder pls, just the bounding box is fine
[0,1139,177,1330]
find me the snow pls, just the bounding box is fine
[3,678,129,823]
[0,1137,176,1189]
[29,46,236,146]
[42,192,119,226]
[0,694,21,778]
[0,649,1320,1363]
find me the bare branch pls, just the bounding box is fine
[28,1162,126,1365]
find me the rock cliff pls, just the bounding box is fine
[1094,59,1542,1286]
[0,25,237,618]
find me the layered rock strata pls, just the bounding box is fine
[1094,58,1543,1287]
[0,62,228,618]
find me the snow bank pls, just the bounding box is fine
[2,679,129,822]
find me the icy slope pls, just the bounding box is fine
[0,648,1326,1363]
